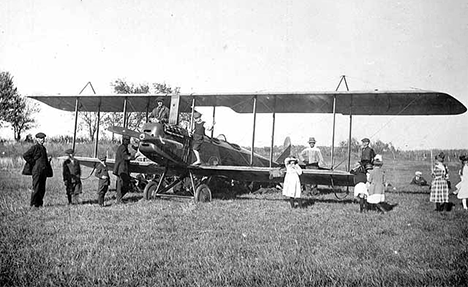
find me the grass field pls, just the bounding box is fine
[1,157,467,286]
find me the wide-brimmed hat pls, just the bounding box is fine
[286,156,298,164]
[415,171,422,176]
[373,154,383,166]
[35,132,46,139]
[435,152,445,161]
[308,137,316,143]
[459,155,467,162]
[361,138,370,143]
[64,148,74,155]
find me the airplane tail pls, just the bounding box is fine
[275,137,291,165]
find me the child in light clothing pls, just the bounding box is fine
[282,156,303,208]
[366,155,386,214]
[456,155,468,210]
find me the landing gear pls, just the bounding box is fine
[195,184,212,202]
[142,169,213,202]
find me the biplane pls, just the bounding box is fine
[29,83,466,202]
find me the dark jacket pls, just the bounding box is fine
[95,163,110,186]
[62,158,81,184]
[113,144,130,176]
[23,144,50,175]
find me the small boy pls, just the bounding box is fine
[95,155,110,207]
[63,149,82,205]
[350,162,369,212]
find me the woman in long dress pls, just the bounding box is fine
[282,156,303,208]
[430,153,450,211]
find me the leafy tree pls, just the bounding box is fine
[10,99,40,141]
[0,71,40,140]
[0,71,18,126]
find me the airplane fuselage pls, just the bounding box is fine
[137,122,277,168]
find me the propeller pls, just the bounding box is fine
[107,126,141,139]
[139,133,184,149]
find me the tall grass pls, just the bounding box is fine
[1,157,468,286]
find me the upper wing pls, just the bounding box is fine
[188,165,354,187]
[74,156,165,175]
[29,90,466,115]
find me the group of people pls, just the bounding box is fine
[282,137,388,213]
[21,97,215,207]
[21,131,135,207]
[349,138,387,213]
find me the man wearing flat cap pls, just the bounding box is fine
[299,137,325,193]
[150,98,169,124]
[113,135,135,203]
[62,148,82,204]
[360,138,376,170]
[22,132,53,207]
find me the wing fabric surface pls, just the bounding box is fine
[29,90,466,115]
[189,165,354,186]
[74,156,165,175]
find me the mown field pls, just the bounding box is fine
[1,154,468,286]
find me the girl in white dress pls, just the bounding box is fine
[282,156,303,208]
[456,155,468,210]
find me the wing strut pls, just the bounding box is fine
[269,96,277,167]
[250,96,257,166]
[72,98,79,152]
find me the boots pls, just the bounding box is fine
[67,194,72,205]
[298,198,303,209]
[435,203,441,212]
[359,197,365,213]
[289,197,295,208]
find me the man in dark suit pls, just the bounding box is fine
[113,135,134,204]
[23,132,52,207]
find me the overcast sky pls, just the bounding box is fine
[1,0,467,150]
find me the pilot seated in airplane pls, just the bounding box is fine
[190,111,213,165]
[150,99,169,123]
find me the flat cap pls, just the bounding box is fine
[194,111,202,119]
[35,132,46,139]
[65,148,74,155]
[361,138,370,143]
[98,155,107,161]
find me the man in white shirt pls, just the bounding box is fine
[300,137,325,194]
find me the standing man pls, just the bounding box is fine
[62,149,82,205]
[22,132,52,208]
[150,99,169,123]
[300,137,325,193]
[113,135,134,204]
[360,138,376,171]
[190,111,213,165]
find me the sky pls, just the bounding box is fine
[1,0,467,150]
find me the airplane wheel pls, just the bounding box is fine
[333,185,350,200]
[194,184,212,203]
[143,181,158,200]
